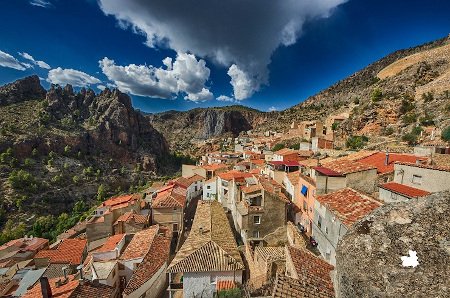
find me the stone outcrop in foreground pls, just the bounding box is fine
[335,191,449,297]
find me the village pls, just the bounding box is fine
[0,116,449,298]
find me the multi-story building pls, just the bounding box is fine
[312,188,382,265]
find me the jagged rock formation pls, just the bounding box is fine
[334,191,450,297]
[148,106,267,151]
[0,75,46,105]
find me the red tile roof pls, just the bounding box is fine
[274,148,297,156]
[174,174,204,188]
[240,185,262,194]
[35,239,87,265]
[22,275,114,298]
[96,234,125,253]
[113,211,148,226]
[287,246,334,295]
[100,194,137,208]
[380,182,430,198]
[250,159,265,165]
[218,170,253,181]
[358,152,427,174]
[313,166,343,177]
[270,161,300,167]
[316,159,376,175]
[316,188,382,227]
[120,226,158,260]
[0,237,48,253]
[152,186,186,208]
[202,164,229,171]
[123,235,171,295]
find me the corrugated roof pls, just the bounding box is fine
[167,201,244,273]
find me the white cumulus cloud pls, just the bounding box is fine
[19,52,51,69]
[98,0,346,100]
[0,50,30,71]
[47,67,101,87]
[217,95,234,102]
[268,106,278,112]
[99,52,213,102]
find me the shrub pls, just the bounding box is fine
[442,126,450,142]
[272,143,285,151]
[371,88,383,102]
[8,170,38,192]
[72,175,80,184]
[97,184,107,202]
[402,133,418,145]
[64,145,71,155]
[346,135,369,150]
[32,148,38,157]
[421,92,434,102]
[402,113,417,125]
[399,99,415,114]
[24,158,35,167]
[419,113,435,126]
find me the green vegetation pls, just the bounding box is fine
[402,112,417,125]
[8,169,39,192]
[371,88,383,102]
[217,288,242,298]
[419,113,435,126]
[346,135,368,150]
[381,126,395,136]
[97,184,107,202]
[399,98,415,114]
[29,200,90,242]
[402,126,423,146]
[0,220,26,245]
[271,143,285,151]
[442,126,450,142]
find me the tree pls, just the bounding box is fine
[97,184,107,202]
[371,88,383,102]
[442,126,450,142]
[272,143,285,151]
[346,136,368,150]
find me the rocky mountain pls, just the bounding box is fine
[150,35,450,151]
[148,106,268,152]
[0,76,172,241]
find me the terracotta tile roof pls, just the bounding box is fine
[317,159,376,175]
[22,275,79,298]
[96,234,125,253]
[120,226,158,260]
[241,184,262,194]
[0,237,48,253]
[358,152,427,174]
[216,280,237,291]
[255,247,285,262]
[298,158,320,168]
[22,275,114,298]
[286,171,299,186]
[316,188,382,227]
[35,239,87,265]
[340,150,378,161]
[380,182,431,199]
[100,194,138,208]
[250,159,265,165]
[167,201,244,273]
[298,150,314,157]
[274,148,297,156]
[123,235,171,295]
[258,176,290,203]
[69,280,115,297]
[395,161,450,172]
[152,185,186,208]
[218,170,253,181]
[287,246,334,291]
[113,211,148,226]
[174,174,204,188]
[249,168,261,174]
[202,163,229,171]
[272,274,334,298]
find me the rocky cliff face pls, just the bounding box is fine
[334,191,450,297]
[148,106,267,151]
[0,75,46,105]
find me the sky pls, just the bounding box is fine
[0,0,449,113]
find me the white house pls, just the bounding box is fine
[174,174,204,205]
[203,177,218,201]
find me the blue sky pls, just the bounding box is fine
[0,0,449,113]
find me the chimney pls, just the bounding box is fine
[385,150,389,166]
[77,264,84,282]
[62,266,68,281]
[40,277,52,298]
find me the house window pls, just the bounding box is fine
[325,226,329,234]
[412,175,423,185]
[253,230,260,238]
[303,200,307,211]
[207,185,211,190]
[210,275,217,284]
[318,216,322,229]
[207,193,210,198]
[253,215,261,224]
[99,211,104,215]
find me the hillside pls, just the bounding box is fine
[0,76,174,243]
[150,36,450,151]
